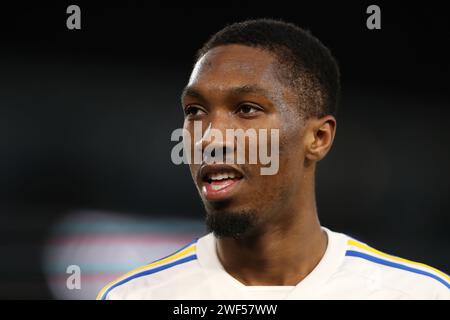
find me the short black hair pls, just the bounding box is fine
[196,19,340,118]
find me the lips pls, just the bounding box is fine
[199,164,244,201]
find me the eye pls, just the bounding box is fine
[236,103,263,115]
[184,105,207,118]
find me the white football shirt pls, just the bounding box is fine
[97,227,449,300]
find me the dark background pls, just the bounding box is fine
[0,1,449,298]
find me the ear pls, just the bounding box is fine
[304,115,337,162]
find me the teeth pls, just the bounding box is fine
[208,172,237,181]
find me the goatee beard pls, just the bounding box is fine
[205,209,257,239]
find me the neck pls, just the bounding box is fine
[215,171,327,286]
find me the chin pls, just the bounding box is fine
[204,207,258,239]
[204,200,251,215]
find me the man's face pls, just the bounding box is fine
[181,44,308,237]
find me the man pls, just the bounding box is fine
[97,19,449,299]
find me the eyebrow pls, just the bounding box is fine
[181,84,271,102]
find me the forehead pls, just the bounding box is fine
[188,45,280,90]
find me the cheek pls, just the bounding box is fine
[245,174,289,209]
[277,126,306,182]
[278,105,305,157]
[182,123,201,166]
[188,163,204,195]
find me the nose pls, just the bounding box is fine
[203,141,234,164]
[196,114,236,164]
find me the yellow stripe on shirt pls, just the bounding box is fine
[96,243,196,300]
[347,239,450,282]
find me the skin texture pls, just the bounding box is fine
[181,44,337,286]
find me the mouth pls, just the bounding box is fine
[199,164,244,201]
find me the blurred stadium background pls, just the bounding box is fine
[0,2,449,298]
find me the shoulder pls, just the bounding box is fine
[337,236,449,299]
[96,238,201,300]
